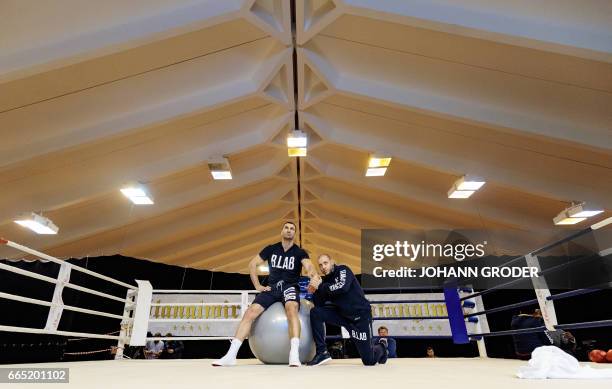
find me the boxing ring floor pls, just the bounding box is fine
[4,358,612,388]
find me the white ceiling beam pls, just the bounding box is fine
[0,0,249,81]
[337,0,612,61]
[1,38,292,166]
[305,153,553,230]
[298,41,612,150]
[0,109,292,224]
[301,106,612,208]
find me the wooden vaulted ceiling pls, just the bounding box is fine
[0,0,610,273]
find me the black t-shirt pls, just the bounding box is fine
[259,242,309,285]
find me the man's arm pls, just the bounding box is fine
[302,258,320,283]
[249,255,271,292]
[311,288,328,307]
[319,266,353,295]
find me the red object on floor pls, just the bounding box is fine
[589,350,607,363]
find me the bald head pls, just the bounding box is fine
[317,253,335,275]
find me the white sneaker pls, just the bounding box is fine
[289,354,301,367]
[212,356,236,367]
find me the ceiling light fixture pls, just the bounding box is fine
[448,175,486,199]
[287,129,308,157]
[554,202,603,226]
[208,157,232,180]
[14,212,59,235]
[120,183,154,205]
[366,154,391,176]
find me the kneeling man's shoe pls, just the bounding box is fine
[307,352,332,366]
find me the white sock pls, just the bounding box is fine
[289,337,300,355]
[225,338,242,359]
[213,338,242,366]
[289,337,301,366]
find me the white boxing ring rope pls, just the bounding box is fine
[1,238,137,290]
[0,237,139,357]
[0,237,267,357]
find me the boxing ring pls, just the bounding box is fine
[1,218,612,388]
[6,356,606,389]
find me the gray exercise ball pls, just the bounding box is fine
[248,300,317,364]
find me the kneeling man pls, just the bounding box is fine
[307,254,388,366]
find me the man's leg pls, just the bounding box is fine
[308,306,350,366]
[284,292,301,339]
[285,301,301,366]
[349,317,387,366]
[212,300,267,366]
[283,285,301,366]
[234,303,266,340]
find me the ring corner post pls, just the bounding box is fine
[443,285,469,345]
[525,254,558,331]
[126,281,153,352]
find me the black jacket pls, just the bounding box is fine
[313,264,371,320]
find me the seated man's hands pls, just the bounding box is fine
[256,285,271,292]
[307,276,322,293]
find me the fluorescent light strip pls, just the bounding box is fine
[457,181,485,191]
[287,130,308,148]
[287,137,307,148]
[368,156,392,168]
[14,213,59,235]
[120,188,147,198]
[130,196,154,205]
[448,175,485,199]
[554,217,586,225]
[365,167,387,176]
[288,147,307,157]
[121,184,154,205]
[208,158,232,180]
[567,203,603,218]
[211,171,232,180]
[448,190,475,199]
[572,210,603,217]
[15,220,57,235]
[554,203,604,226]
[553,210,585,225]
